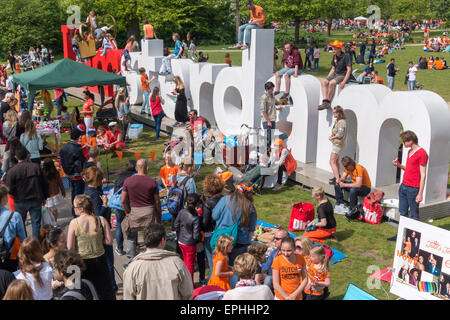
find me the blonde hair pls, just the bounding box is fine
[173,76,185,89]
[312,186,325,200]
[115,87,127,110]
[307,246,329,275]
[213,235,233,257]
[2,280,34,300]
[5,110,18,127]
[296,236,314,257]
[233,253,258,279]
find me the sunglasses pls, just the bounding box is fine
[274,237,283,241]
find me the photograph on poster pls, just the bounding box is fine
[436,273,450,299]
[418,250,443,277]
[400,229,421,258]
[397,264,422,286]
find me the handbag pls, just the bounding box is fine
[42,208,57,226]
[210,215,241,252]
[108,187,123,210]
[288,202,315,232]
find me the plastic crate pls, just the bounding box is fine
[128,123,143,139]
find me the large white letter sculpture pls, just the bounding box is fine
[122,29,450,207]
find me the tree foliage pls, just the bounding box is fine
[0,0,64,58]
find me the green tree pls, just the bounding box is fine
[0,0,64,57]
[309,0,352,36]
[430,0,450,20]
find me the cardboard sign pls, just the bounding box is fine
[390,217,450,300]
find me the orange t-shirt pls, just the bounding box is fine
[250,5,266,28]
[304,263,330,296]
[143,24,155,39]
[81,135,97,148]
[272,253,306,300]
[159,165,179,187]
[83,99,94,118]
[435,60,443,70]
[225,57,231,65]
[375,76,384,84]
[344,163,371,188]
[208,253,231,291]
[141,74,150,91]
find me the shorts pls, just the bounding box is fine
[326,73,346,84]
[331,144,343,154]
[277,67,297,77]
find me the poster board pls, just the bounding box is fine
[390,216,450,300]
[79,38,97,59]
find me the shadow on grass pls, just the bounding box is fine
[334,229,354,241]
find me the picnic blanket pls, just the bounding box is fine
[256,220,347,266]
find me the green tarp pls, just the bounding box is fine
[12,58,126,110]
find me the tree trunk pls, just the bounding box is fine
[294,16,300,44]
[128,17,141,41]
[235,0,240,43]
[327,20,332,37]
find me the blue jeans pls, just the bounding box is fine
[408,80,416,91]
[141,90,150,114]
[238,24,261,46]
[153,112,164,139]
[115,210,125,252]
[70,179,85,217]
[228,244,248,266]
[15,201,42,238]
[262,121,276,155]
[334,184,371,209]
[160,54,176,74]
[314,58,319,72]
[204,235,214,281]
[387,76,395,89]
[398,183,420,221]
[104,244,118,292]
[230,274,240,289]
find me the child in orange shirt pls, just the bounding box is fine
[159,152,179,189]
[81,127,97,158]
[272,237,307,300]
[304,246,331,300]
[225,53,232,67]
[208,235,234,291]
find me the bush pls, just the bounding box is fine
[274,30,327,48]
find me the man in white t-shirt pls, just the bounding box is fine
[407,61,418,91]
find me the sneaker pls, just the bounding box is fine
[281,92,290,100]
[273,184,283,191]
[274,90,280,96]
[334,204,349,215]
[230,44,242,49]
[318,101,331,110]
[241,44,249,50]
[329,177,337,185]
[387,236,397,242]
[115,248,125,256]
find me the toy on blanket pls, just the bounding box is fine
[254,225,280,246]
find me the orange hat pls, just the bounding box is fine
[273,138,284,147]
[329,40,345,50]
[219,171,232,182]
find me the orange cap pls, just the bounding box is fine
[273,138,284,147]
[329,40,345,50]
[219,171,232,182]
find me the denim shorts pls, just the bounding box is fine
[277,67,297,76]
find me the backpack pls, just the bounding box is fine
[167,176,192,218]
[0,211,15,263]
[210,215,241,253]
[59,279,99,300]
[109,187,124,210]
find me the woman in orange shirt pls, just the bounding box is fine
[304,246,331,300]
[159,152,179,189]
[403,236,412,257]
[272,237,307,300]
[80,90,95,134]
[208,235,234,291]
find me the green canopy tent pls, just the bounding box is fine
[12,58,126,111]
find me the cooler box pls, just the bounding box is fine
[128,123,143,139]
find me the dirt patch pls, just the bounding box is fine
[360,250,391,265]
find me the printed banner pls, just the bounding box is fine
[390,216,449,300]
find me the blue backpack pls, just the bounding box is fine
[109,187,124,210]
[167,177,192,217]
[210,215,241,252]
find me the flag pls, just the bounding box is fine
[134,152,141,160]
[150,151,156,162]
[115,150,123,162]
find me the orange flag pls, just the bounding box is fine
[134,152,141,160]
[115,150,123,162]
[150,151,156,162]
